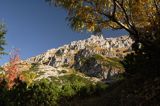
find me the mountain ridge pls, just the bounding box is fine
[3,35,133,81]
[26,35,132,65]
[19,35,133,81]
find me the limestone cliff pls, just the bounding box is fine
[26,35,132,66]
[23,35,133,80]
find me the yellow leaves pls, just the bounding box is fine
[21,71,37,86]
[108,21,120,29]
[76,6,93,19]
[130,0,158,28]
[52,0,160,34]
[115,12,124,20]
[100,22,109,28]
[86,22,96,32]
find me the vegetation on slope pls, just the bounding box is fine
[64,52,160,106]
[0,73,107,106]
[68,73,160,106]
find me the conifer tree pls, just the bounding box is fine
[0,23,6,56]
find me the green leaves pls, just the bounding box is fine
[0,73,108,105]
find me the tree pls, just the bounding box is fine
[3,49,23,89]
[46,0,160,54]
[0,23,6,56]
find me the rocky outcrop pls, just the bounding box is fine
[24,35,133,80]
[26,35,132,65]
[74,54,125,80]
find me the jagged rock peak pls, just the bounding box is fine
[17,34,134,80]
[26,35,133,65]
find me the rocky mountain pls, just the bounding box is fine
[27,35,132,65]
[22,35,133,81]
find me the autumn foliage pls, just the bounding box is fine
[3,49,23,89]
[47,0,160,55]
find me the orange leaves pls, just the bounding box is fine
[3,48,22,89]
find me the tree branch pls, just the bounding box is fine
[97,10,135,34]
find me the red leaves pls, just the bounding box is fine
[3,48,23,89]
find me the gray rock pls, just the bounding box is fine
[25,35,133,80]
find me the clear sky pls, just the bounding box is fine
[0,0,127,65]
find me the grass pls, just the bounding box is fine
[80,54,124,70]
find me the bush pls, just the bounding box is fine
[27,79,61,105]
[0,74,108,105]
[60,74,93,97]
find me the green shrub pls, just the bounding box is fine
[61,82,75,97]
[93,54,104,61]
[95,82,108,93]
[28,79,61,105]
[0,73,108,105]
[61,64,69,67]
[30,63,40,72]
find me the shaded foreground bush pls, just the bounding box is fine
[0,74,107,106]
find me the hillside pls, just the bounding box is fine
[1,35,160,106]
[21,35,159,106]
[67,72,160,106]
[12,35,132,82]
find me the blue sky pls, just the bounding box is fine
[0,0,127,65]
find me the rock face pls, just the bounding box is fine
[25,35,133,80]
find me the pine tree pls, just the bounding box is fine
[0,23,6,56]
